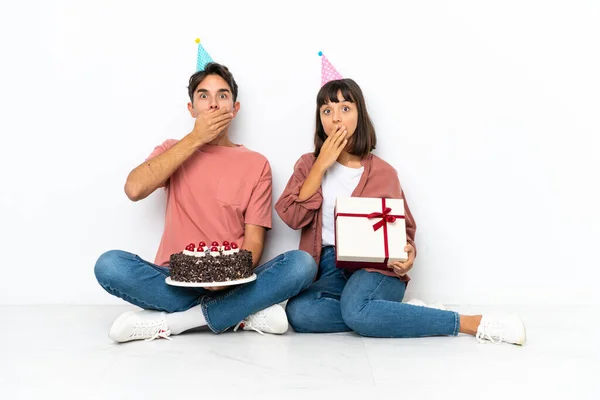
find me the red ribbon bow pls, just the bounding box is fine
[367,207,397,231]
[335,198,405,267]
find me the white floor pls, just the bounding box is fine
[2,305,599,399]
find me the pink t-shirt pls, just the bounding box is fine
[147,139,272,266]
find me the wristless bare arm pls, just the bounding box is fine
[124,108,233,201]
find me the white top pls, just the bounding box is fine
[321,162,364,246]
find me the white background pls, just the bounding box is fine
[1,0,598,305]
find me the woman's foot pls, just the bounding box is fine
[475,314,527,345]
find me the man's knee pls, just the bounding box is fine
[94,250,130,287]
[282,250,317,289]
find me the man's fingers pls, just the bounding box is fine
[206,115,232,130]
[212,119,231,133]
[209,111,234,125]
[211,108,230,117]
[196,108,217,118]
[207,285,227,291]
[199,108,230,122]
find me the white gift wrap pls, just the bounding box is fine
[334,197,408,268]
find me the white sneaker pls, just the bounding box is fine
[404,298,447,311]
[109,310,172,343]
[476,314,526,345]
[233,304,289,335]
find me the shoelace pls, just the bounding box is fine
[233,320,265,335]
[146,329,172,342]
[130,321,172,342]
[476,321,503,344]
[233,310,270,335]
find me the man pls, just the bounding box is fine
[94,62,317,342]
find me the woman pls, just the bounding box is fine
[275,78,526,344]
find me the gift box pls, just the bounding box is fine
[334,197,408,270]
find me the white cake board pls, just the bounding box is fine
[165,274,257,288]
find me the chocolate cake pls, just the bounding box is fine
[169,241,253,283]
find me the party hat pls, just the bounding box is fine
[319,51,343,86]
[196,38,214,71]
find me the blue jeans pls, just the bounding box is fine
[286,246,460,337]
[94,249,317,333]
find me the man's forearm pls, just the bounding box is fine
[241,224,267,268]
[242,241,264,269]
[124,134,204,201]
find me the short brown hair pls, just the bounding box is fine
[187,62,239,103]
[314,78,377,158]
